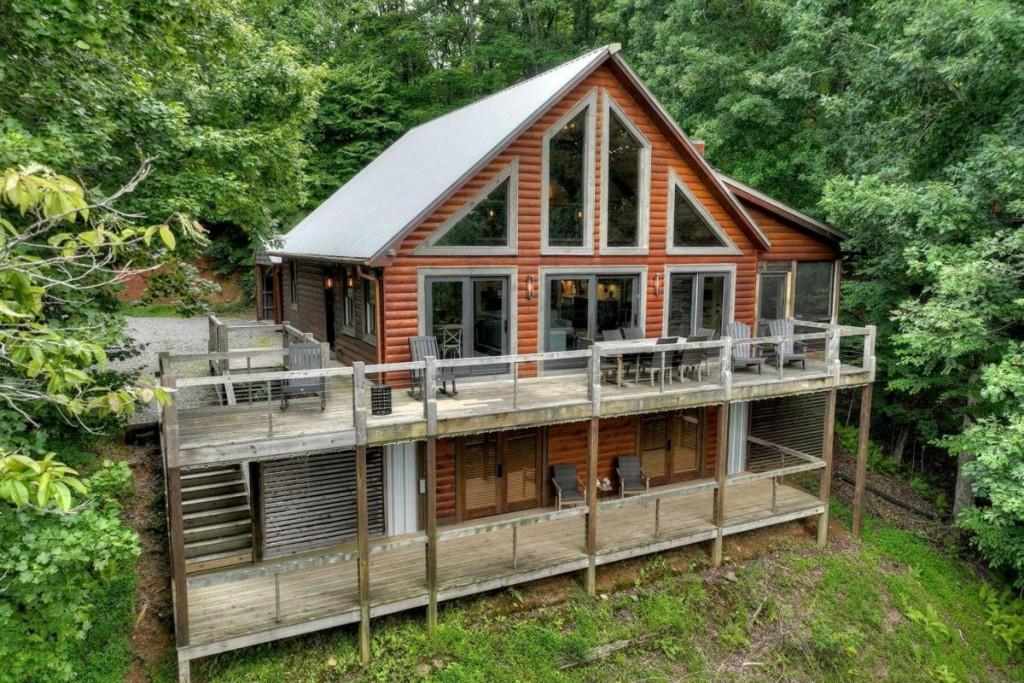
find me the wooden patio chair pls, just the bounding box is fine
[408,335,457,398]
[602,328,636,381]
[580,337,620,384]
[280,342,326,411]
[552,464,586,510]
[677,335,708,381]
[724,322,765,374]
[616,456,650,499]
[767,318,807,369]
[620,326,644,341]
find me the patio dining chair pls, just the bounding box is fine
[724,322,765,374]
[408,335,458,398]
[620,326,644,341]
[552,464,586,510]
[767,318,807,369]
[580,337,620,384]
[616,456,650,499]
[677,335,708,381]
[634,337,678,385]
[602,328,636,381]
[280,342,326,411]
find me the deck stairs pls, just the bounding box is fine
[181,464,254,574]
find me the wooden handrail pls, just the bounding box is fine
[436,505,588,542]
[597,478,718,510]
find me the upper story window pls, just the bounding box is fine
[417,160,518,255]
[794,261,835,322]
[667,170,740,255]
[288,261,297,305]
[341,269,356,333]
[543,92,596,254]
[363,279,377,340]
[602,96,650,252]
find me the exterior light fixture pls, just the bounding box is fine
[345,271,355,289]
[526,274,535,300]
[325,276,334,290]
[653,272,663,295]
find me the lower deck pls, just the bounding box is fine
[182,477,822,656]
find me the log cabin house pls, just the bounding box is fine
[161,45,876,681]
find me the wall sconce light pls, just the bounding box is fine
[653,272,664,296]
[325,276,335,290]
[345,270,355,289]
[526,274,535,300]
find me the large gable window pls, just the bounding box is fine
[602,96,650,251]
[417,161,517,255]
[543,92,596,253]
[667,171,739,255]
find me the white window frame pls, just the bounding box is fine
[666,168,741,256]
[362,278,377,344]
[600,92,651,255]
[414,159,519,256]
[661,264,737,337]
[537,265,648,365]
[340,271,356,336]
[541,90,597,255]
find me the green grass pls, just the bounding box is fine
[122,302,183,317]
[171,508,1022,683]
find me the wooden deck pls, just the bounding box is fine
[182,478,821,655]
[172,356,869,466]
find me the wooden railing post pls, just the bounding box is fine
[712,401,730,566]
[352,362,368,446]
[160,373,190,649]
[817,388,838,547]
[852,384,873,538]
[423,357,438,435]
[282,320,291,350]
[588,344,602,409]
[864,324,877,381]
[827,326,841,384]
[719,338,733,399]
[585,416,598,595]
[351,361,370,663]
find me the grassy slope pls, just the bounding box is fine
[179,504,1022,683]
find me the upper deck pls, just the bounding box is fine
[158,318,875,467]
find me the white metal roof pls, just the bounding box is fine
[275,46,614,262]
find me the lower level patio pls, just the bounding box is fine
[182,477,823,656]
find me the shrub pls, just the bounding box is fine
[141,260,221,317]
[0,461,140,682]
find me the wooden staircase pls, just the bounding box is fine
[181,464,254,573]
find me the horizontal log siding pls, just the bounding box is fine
[383,64,761,367]
[748,206,838,262]
[332,271,377,365]
[283,258,327,342]
[436,438,457,523]
[706,405,718,474]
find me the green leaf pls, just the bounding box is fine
[158,225,176,250]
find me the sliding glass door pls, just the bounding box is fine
[545,273,640,368]
[666,271,731,337]
[426,276,509,376]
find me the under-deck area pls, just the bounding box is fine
[182,477,821,655]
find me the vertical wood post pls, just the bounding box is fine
[355,445,371,664]
[852,384,873,538]
[712,401,730,565]
[282,320,291,350]
[719,338,733,398]
[166,466,190,646]
[585,416,599,595]
[425,436,438,630]
[817,389,838,546]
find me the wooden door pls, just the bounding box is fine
[502,430,540,512]
[639,416,670,486]
[671,411,702,480]
[461,435,499,519]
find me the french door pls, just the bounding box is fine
[426,276,509,376]
[666,271,731,337]
[459,430,541,520]
[637,410,704,486]
[545,273,640,369]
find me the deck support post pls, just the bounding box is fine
[585,417,599,595]
[425,436,438,630]
[351,362,371,663]
[712,401,730,566]
[176,652,191,683]
[852,384,873,538]
[817,388,838,547]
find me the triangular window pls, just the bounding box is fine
[668,175,738,254]
[435,178,509,247]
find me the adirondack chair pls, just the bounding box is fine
[551,464,586,510]
[616,456,650,499]
[280,342,326,411]
[724,322,765,374]
[767,318,807,369]
[408,336,457,399]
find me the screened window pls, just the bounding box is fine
[758,272,788,324]
[794,262,834,322]
[435,178,509,247]
[341,273,355,331]
[667,272,730,337]
[672,186,728,248]
[363,280,377,338]
[547,109,588,247]
[606,111,643,247]
[288,261,297,305]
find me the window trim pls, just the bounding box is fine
[416,266,519,358]
[541,90,598,255]
[362,278,378,344]
[665,169,741,256]
[599,91,651,255]
[288,261,298,308]
[415,159,519,256]
[792,260,837,323]
[660,264,737,337]
[340,269,356,336]
[536,265,648,362]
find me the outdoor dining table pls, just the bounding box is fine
[594,337,660,387]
